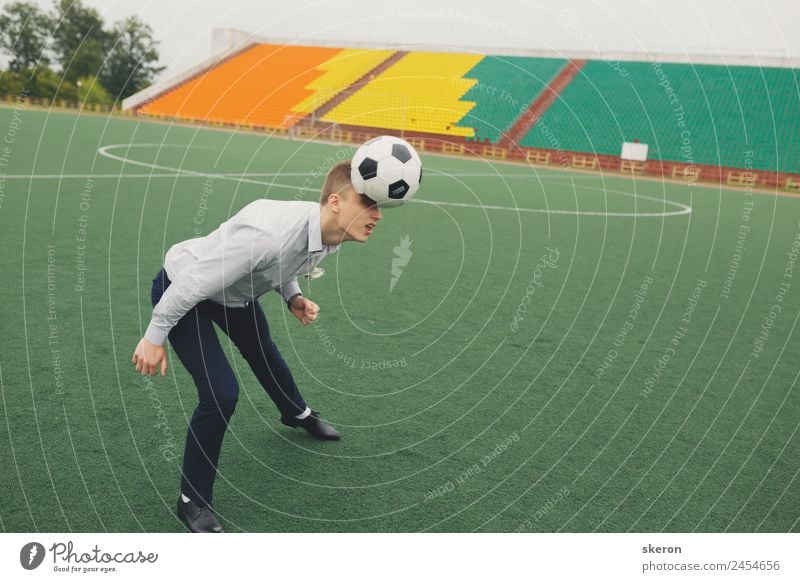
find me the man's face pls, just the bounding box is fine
[336,188,383,242]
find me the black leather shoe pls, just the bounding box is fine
[281,409,340,440]
[177,496,224,533]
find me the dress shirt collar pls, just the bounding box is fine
[307,203,339,255]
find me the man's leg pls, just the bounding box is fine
[208,300,340,440]
[206,300,306,418]
[168,303,240,507]
[151,271,239,507]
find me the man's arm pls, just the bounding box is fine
[280,278,320,325]
[144,224,268,346]
[279,278,302,308]
[134,225,267,376]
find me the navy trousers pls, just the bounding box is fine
[150,267,307,507]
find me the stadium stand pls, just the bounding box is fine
[130,41,800,184]
[454,55,566,143]
[291,48,397,116]
[320,51,483,137]
[519,60,800,174]
[499,59,584,149]
[140,44,366,129]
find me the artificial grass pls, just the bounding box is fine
[0,106,797,532]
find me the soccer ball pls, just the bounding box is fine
[350,136,422,208]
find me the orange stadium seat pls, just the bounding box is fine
[139,44,342,129]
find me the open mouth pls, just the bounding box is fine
[365,223,375,235]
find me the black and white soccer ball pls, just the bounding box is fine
[350,136,422,208]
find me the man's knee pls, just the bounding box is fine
[198,390,239,417]
[195,374,240,416]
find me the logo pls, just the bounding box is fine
[390,235,413,292]
[20,542,45,570]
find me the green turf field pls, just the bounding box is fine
[0,105,798,533]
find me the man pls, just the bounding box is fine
[131,161,382,533]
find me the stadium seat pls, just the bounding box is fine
[139,44,343,129]
[519,61,800,173]
[291,48,396,115]
[138,42,800,173]
[321,51,484,137]
[455,55,566,143]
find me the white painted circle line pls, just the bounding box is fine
[86,143,692,218]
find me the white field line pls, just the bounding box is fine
[3,143,693,218]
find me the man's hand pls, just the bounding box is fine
[132,337,168,376]
[290,296,320,326]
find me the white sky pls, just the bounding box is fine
[8,0,800,79]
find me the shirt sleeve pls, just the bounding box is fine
[279,278,302,304]
[144,224,267,345]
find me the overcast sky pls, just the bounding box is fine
[11,0,800,79]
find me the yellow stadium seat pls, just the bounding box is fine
[321,52,482,137]
[292,49,396,114]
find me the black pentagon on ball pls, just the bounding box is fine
[391,143,412,163]
[358,157,378,180]
[388,180,410,199]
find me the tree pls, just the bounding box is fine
[50,0,108,82]
[64,37,106,81]
[18,66,77,101]
[76,75,111,105]
[0,71,25,96]
[0,2,53,72]
[102,16,163,101]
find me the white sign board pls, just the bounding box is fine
[621,142,649,161]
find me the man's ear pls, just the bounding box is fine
[327,192,341,212]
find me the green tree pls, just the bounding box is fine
[65,37,106,81]
[76,75,111,105]
[0,71,25,97]
[0,1,53,72]
[102,16,163,101]
[50,0,108,82]
[17,66,77,101]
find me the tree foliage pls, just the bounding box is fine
[50,0,108,81]
[76,76,112,105]
[0,0,163,104]
[0,1,53,72]
[102,16,164,100]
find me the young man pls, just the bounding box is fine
[131,161,382,533]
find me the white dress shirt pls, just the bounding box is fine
[144,200,338,346]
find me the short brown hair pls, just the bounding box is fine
[320,161,355,205]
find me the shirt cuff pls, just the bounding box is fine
[279,280,301,303]
[144,321,169,346]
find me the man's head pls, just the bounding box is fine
[319,161,382,244]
